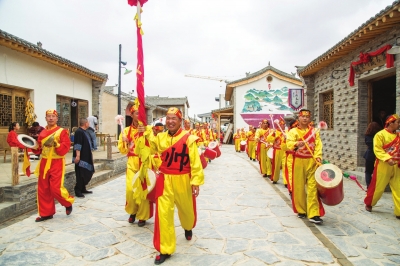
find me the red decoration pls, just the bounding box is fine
[348,45,394,86]
[128,0,148,6]
[135,14,146,125]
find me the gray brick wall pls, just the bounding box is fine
[302,25,400,170]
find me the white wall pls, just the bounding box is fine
[234,75,301,131]
[0,46,93,126]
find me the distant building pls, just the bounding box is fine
[223,64,302,132]
[146,96,189,120]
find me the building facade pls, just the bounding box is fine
[298,2,400,171]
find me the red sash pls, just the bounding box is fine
[383,132,400,160]
[273,133,282,150]
[159,133,191,174]
[294,127,315,158]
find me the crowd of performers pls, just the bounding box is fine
[234,109,400,225]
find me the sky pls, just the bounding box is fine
[0,0,395,118]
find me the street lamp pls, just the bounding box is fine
[118,44,132,136]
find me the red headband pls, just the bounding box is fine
[166,107,182,119]
[46,109,58,117]
[299,110,311,116]
[385,114,399,127]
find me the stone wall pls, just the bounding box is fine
[303,25,400,170]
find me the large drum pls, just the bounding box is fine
[315,164,344,206]
[17,134,39,149]
[208,141,221,157]
[132,169,157,201]
[240,140,246,152]
[203,147,217,160]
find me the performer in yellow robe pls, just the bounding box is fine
[183,119,193,134]
[233,129,241,152]
[286,109,325,224]
[118,105,153,227]
[283,120,298,193]
[192,123,204,148]
[247,126,256,161]
[267,119,286,184]
[139,107,204,265]
[255,119,272,177]
[364,114,400,219]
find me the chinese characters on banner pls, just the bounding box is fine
[288,88,304,110]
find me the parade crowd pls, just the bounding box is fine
[7,107,400,265]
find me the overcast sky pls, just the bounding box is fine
[0,0,395,118]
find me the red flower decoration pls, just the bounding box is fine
[128,0,148,6]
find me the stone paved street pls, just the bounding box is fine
[0,145,399,265]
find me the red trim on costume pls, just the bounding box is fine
[153,199,161,252]
[364,159,379,206]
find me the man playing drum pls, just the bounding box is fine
[138,107,204,265]
[286,109,325,224]
[118,105,153,227]
[32,109,74,222]
[255,119,272,178]
[364,114,400,219]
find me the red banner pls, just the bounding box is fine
[348,44,394,86]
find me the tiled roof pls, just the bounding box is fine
[0,29,107,81]
[299,0,400,76]
[146,96,190,108]
[227,65,300,85]
[212,105,234,113]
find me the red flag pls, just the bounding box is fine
[128,0,148,6]
[135,12,146,125]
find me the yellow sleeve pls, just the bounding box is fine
[117,127,130,155]
[255,129,261,141]
[286,128,298,151]
[188,135,205,186]
[374,131,392,162]
[266,131,276,143]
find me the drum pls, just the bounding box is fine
[208,141,221,157]
[240,140,246,152]
[17,134,39,149]
[204,147,217,160]
[198,148,207,169]
[315,164,344,206]
[267,147,274,159]
[132,169,157,201]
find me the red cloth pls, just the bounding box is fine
[128,0,148,6]
[7,131,25,149]
[349,45,394,86]
[136,10,146,125]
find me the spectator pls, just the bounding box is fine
[7,122,25,149]
[87,115,98,151]
[363,122,382,188]
[28,122,45,141]
[373,109,387,129]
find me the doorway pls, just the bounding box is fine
[369,75,396,127]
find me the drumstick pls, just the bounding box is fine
[274,119,286,138]
[269,114,275,130]
[299,135,322,166]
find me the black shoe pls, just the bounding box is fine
[154,254,171,265]
[75,191,85,198]
[284,184,287,188]
[396,216,400,220]
[184,229,193,240]
[272,181,277,184]
[309,216,323,224]
[82,189,93,194]
[138,220,146,227]
[263,174,268,178]
[365,205,372,212]
[35,215,53,222]
[128,214,136,223]
[66,206,73,215]
[297,213,306,219]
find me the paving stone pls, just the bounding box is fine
[0,226,43,243]
[244,249,280,264]
[83,247,116,261]
[274,261,307,266]
[368,244,400,255]
[80,232,119,248]
[285,228,321,246]
[273,245,334,263]
[193,238,225,254]
[387,255,400,263]
[0,250,64,265]
[278,216,306,228]
[76,222,111,233]
[57,257,87,265]
[235,258,267,266]
[267,232,300,244]
[351,258,380,266]
[115,241,154,259]
[330,236,360,257]
[0,244,7,253]
[194,228,224,239]
[347,236,368,249]
[5,241,42,252]
[129,232,155,248]
[254,217,285,233]
[216,222,268,239]
[33,231,83,244]
[356,247,385,259]
[224,239,250,254]
[91,253,134,266]
[51,242,95,257]
[318,225,347,236]
[367,234,399,246]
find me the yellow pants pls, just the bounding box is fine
[364,160,400,216]
[284,153,294,190]
[271,148,283,182]
[234,139,241,151]
[291,156,324,218]
[153,173,197,255]
[125,156,153,220]
[258,144,272,175]
[248,141,256,159]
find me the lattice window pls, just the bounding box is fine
[0,94,12,127]
[322,91,334,129]
[61,102,70,127]
[15,96,26,127]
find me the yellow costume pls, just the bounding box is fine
[255,128,272,176]
[247,130,256,160]
[365,128,400,216]
[147,128,204,255]
[267,130,285,183]
[233,132,241,152]
[286,126,324,219]
[118,125,153,222]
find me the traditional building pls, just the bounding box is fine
[146,96,190,120]
[297,1,400,171]
[223,64,303,132]
[0,29,107,152]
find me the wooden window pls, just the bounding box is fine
[0,86,27,128]
[322,91,334,129]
